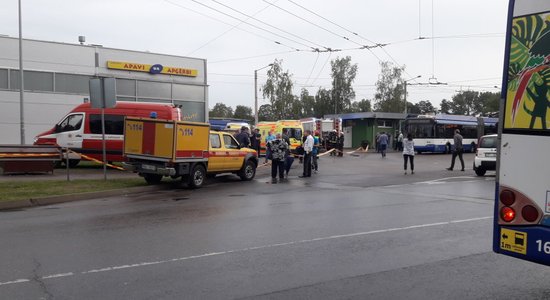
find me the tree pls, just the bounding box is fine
[450,90,479,115]
[258,104,274,121]
[330,56,358,114]
[440,99,451,114]
[209,102,233,118]
[314,88,333,117]
[349,99,372,113]
[262,59,295,120]
[477,92,500,116]
[300,88,316,117]
[373,61,406,112]
[233,105,253,121]
[411,100,436,114]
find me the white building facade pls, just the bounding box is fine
[0,36,208,144]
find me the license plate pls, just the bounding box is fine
[142,164,156,171]
[486,153,496,157]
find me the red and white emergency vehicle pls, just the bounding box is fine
[33,101,181,166]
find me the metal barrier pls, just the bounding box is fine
[0,145,62,174]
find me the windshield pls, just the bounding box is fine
[407,123,434,138]
[283,127,302,141]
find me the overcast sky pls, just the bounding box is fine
[1,0,508,111]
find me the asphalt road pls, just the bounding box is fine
[1,152,549,299]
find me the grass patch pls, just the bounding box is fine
[0,178,148,202]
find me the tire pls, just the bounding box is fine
[475,167,486,176]
[188,164,206,188]
[239,160,257,181]
[144,173,163,184]
[66,159,80,168]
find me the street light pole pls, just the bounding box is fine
[254,64,273,125]
[18,0,25,144]
[404,75,421,114]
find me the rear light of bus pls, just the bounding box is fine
[500,190,515,206]
[500,207,515,222]
[522,205,539,222]
[498,187,542,225]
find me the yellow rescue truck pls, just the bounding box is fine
[123,117,258,188]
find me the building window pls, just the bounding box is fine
[10,70,54,92]
[55,73,90,94]
[137,80,171,99]
[116,79,136,96]
[172,84,205,101]
[0,69,7,89]
[117,96,136,102]
[173,100,205,122]
[376,119,393,128]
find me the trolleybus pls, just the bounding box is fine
[404,114,497,153]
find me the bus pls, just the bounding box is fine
[404,114,497,153]
[493,0,550,266]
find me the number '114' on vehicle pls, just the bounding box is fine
[493,0,550,266]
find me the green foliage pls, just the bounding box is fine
[210,102,234,118]
[300,89,316,117]
[262,59,295,120]
[258,104,274,121]
[440,91,500,116]
[233,105,253,120]
[440,99,452,114]
[373,61,406,112]
[349,99,372,113]
[330,56,358,114]
[412,100,436,114]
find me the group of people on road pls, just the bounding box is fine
[236,124,467,179]
[379,128,465,175]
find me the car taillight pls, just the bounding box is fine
[501,207,515,222]
[500,190,515,206]
[522,205,539,222]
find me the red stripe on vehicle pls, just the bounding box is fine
[142,122,156,155]
[175,150,208,158]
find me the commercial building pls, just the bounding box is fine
[0,35,208,144]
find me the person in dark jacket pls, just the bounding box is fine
[268,133,289,183]
[447,129,465,171]
[250,128,261,154]
[235,126,250,148]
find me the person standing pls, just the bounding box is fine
[235,126,250,148]
[447,129,465,171]
[397,131,404,152]
[377,132,389,158]
[403,133,415,175]
[267,133,288,183]
[250,128,261,154]
[264,130,275,163]
[337,132,344,157]
[312,131,320,172]
[299,130,314,178]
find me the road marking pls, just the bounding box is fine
[0,216,492,287]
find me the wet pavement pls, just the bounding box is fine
[1,151,549,299]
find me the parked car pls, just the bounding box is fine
[473,134,497,176]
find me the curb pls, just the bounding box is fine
[0,185,168,211]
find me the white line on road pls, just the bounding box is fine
[0,216,492,287]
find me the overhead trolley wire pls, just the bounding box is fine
[210,0,330,51]
[162,0,300,52]
[187,0,322,51]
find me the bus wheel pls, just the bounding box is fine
[144,174,163,184]
[188,164,206,188]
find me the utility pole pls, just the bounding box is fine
[18,0,25,144]
[254,64,273,125]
